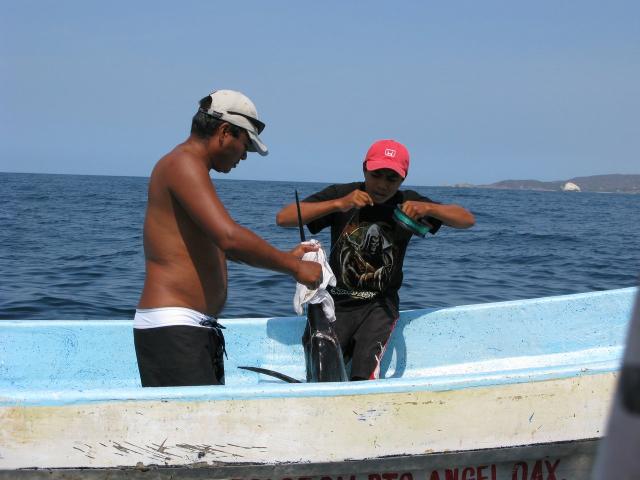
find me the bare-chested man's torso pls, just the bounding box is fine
[138,146,228,316]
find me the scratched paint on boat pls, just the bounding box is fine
[0,372,615,469]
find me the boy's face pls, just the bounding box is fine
[363,168,404,204]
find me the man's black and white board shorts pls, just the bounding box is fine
[133,307,225,387]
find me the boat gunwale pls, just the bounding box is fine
[0,363,620,407]
[0,287,633,406]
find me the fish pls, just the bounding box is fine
[238,304,348,383]
[238,190,348,383]
[303,303,348,382]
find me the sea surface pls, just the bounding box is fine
[1,172,639,320]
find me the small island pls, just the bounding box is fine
[454,174,640,194]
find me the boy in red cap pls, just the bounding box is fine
[276,139,475,381]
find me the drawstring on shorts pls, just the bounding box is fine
[200,317,227,384]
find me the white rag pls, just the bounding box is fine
[293,239,337,322]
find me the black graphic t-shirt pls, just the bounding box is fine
[304,182,442,310]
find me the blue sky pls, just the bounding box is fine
[1,1,638,186]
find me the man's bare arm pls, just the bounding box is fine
[168,156,321,286]
[276,190,373,227]
[401,201,475,229]
[227,243,319,263]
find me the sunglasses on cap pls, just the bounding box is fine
[200,109,265,135]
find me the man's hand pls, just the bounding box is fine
[294,260,323,290]
[401,200,432,220]
[290,242,319,258]
[336,190,374,212]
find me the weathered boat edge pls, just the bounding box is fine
[0,438,599,479]
[1,288,633,478]
[1,286,634,407]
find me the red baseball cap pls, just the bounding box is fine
[363,139,410,178]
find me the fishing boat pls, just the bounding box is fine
[0,287,637,479]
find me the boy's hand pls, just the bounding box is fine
[401,201,432,220]
[337,190,374,212]
[294,260,323,289]
[290,242,319,258]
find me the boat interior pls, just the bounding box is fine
[0,288,635,405]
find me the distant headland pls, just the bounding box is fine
[453,174,640,194]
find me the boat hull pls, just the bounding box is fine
[0,372,615,476]
[1,287,636,478]
[0,440,599,479]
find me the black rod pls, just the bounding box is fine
[295,189,306,242]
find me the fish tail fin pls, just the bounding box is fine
[238,366,302,383]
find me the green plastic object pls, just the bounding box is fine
[393,207,430,238]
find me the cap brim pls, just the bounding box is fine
[365,159,406,178]
[247,130,268,156]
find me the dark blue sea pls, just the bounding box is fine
[1,172,639,320]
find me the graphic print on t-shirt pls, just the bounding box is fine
[335,219,398,299]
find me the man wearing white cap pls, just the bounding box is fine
[133,89,322,387]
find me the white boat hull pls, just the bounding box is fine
[0,372,615,477]
[0,287,636,478]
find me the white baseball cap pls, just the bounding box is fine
[201,89,268,156]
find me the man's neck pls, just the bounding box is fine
[182,135,218,170]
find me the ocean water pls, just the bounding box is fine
[1,172,638,320]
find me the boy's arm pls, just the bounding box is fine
[276,190,373,227]
[402,201,475,229]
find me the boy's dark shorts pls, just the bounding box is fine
[333,299,399,381]
[134,325,225,387]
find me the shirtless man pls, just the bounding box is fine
[133,89,322,387]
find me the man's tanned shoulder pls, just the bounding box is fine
[152,146,212,193]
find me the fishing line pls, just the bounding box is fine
[293,190,359,259]
[391,207,431,238]
[327,204,429,259]
[327,208,359,259]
